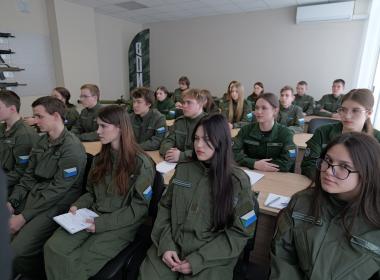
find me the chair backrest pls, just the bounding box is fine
[82,153,94,194]
[148,171,165,219]
[307,118,340,134]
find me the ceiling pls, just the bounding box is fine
[63,0,352,24]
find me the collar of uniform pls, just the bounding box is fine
[88,103,101,113]
[140,109,153,121]
[2,117,23,136]
[330,94,342,100]
[188,111,206,123]
[248,121,279,141]
[199,160,211,174]
[47,127,68,147]
[280,104,292,112]
[328,122,343,139]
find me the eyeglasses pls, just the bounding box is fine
[316,158,358,180]
[337,107,367,117]
[79,95,94,99]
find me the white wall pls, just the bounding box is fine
[146,7,365,100]
[95,13,142,99]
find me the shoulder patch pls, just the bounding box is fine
[240,209,257,228]
[63,167,78,178]
[169,110,176,117]
[143,185,153,200]
[18,155,30,164]
[288,149,296,159]
[156,127,166,134]
[298,118,305,125]
[246,112,253,121]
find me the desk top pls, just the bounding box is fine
[166,119,175,127]
[293,133,313,149]
[82,143,311,216]
[304,115,340,123]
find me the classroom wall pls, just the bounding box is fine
[146,7,365,100]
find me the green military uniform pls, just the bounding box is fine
[139,161,257,280]
[247,94,258,111]
[71,103,102,141]
[155,98,176,120]
[130,109,167,151]
[159,112,207,161]
[277,104,305,134]
[8,128,86,276]
[301,122,380,179]
[64,105,80,130]
[232,122,296,172]
[172,88,184,103]
[220,99,253,128]
[44,151,155,280]
[293,94,314,116]
[270,188,380,279]
[314,94,343,117]
[0,119,39,192]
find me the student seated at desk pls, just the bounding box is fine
[139,114,257,280]
[293,81,314,116]
[247,81,264,111]
[44,105,155,280]
[7,96,86,277]
[71,84,102,141]
[271,132,380,280]
[233,93,296,172]
[302,88,380,179]
[160,89,207,163]
[51,87,80,130]
[130,87,167,151]
[220,80,253,129]
[155,86,176,120]
[277,85,304,134]
[314,79,345,118]
[0,91,38,193]
[200,89,220,114]
[172,76,190,117]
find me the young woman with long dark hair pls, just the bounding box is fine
[139,114,257,279]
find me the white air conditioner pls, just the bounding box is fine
[296,1,355,24]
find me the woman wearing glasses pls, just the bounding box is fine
[301,88,380,179]
[270,132,380,279]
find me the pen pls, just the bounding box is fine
[266,196,280,207]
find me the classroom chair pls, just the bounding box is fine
[307,118,340,134]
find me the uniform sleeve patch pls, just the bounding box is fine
[288,149,296,159]
[240,209,257,228]
[63,167,78,178]
[298,118,305,125]
[18,155,30,164]
[169,110,176,117]
[156,127,166,134]
[143,185,153,200]
[247,112,253,121]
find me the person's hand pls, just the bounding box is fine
[9,214,26,234]
[172,260,192,274]
[162,251,181,269]
[165,148,180,163]
[175,102,183,109]
[6,202,14,215]
[85,218,95,233]
[23,116,37,126]
[69,206,78,214]
[254,159,279,172]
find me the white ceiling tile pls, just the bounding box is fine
[94,5,125,14]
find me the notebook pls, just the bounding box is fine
[53,208,99,234]
[264,193,290,209]
[243,169,264,186]
[156,161,177,174]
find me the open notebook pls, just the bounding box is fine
[264,193,291,209]
[53,208,99,234]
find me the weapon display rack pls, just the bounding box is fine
[0,32,26,90]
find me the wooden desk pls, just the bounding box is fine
[293,133,312,149]
[82,141,102,156]
[305,115,340,123]
[231,128,240,137]
[166,119,175,127]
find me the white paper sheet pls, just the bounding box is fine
[264,193,290,209]
[243,169,264,185]
[156,161,177,174]
[53,208,99,234]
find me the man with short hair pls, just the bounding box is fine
[293,81,314,116]
[130,87,167,151]
[0,90,38,193]
[314,79,345,118]
[8,96,86,277]
[71,84,102,141]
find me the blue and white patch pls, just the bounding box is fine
[240,209,257,228]
[63,167,78,178]
[64,119,68,124]
[156,127,166,135]
[288,149,296,159]
[169,110,176,117]
[143,185,153,200]
[247,112,253,121]
[298,118,305,125]
[18,155,29,164]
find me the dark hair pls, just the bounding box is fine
[333,79,345,87]
[192,114,234,231]
[200,89,219,113]
[178,76,190,87]
[250,82,264,100]
[256,92,279,109]
[53,87,74,107]
[90,105,143,195]
[280,85,294,94]
[341,88,374,135]
[297,81,308,87]
[0,90,20,112]
[80,84,100,99]
[312,132,380,237]
[131,87,155,106]
[32,96,65,121]
[155,86,170,98]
